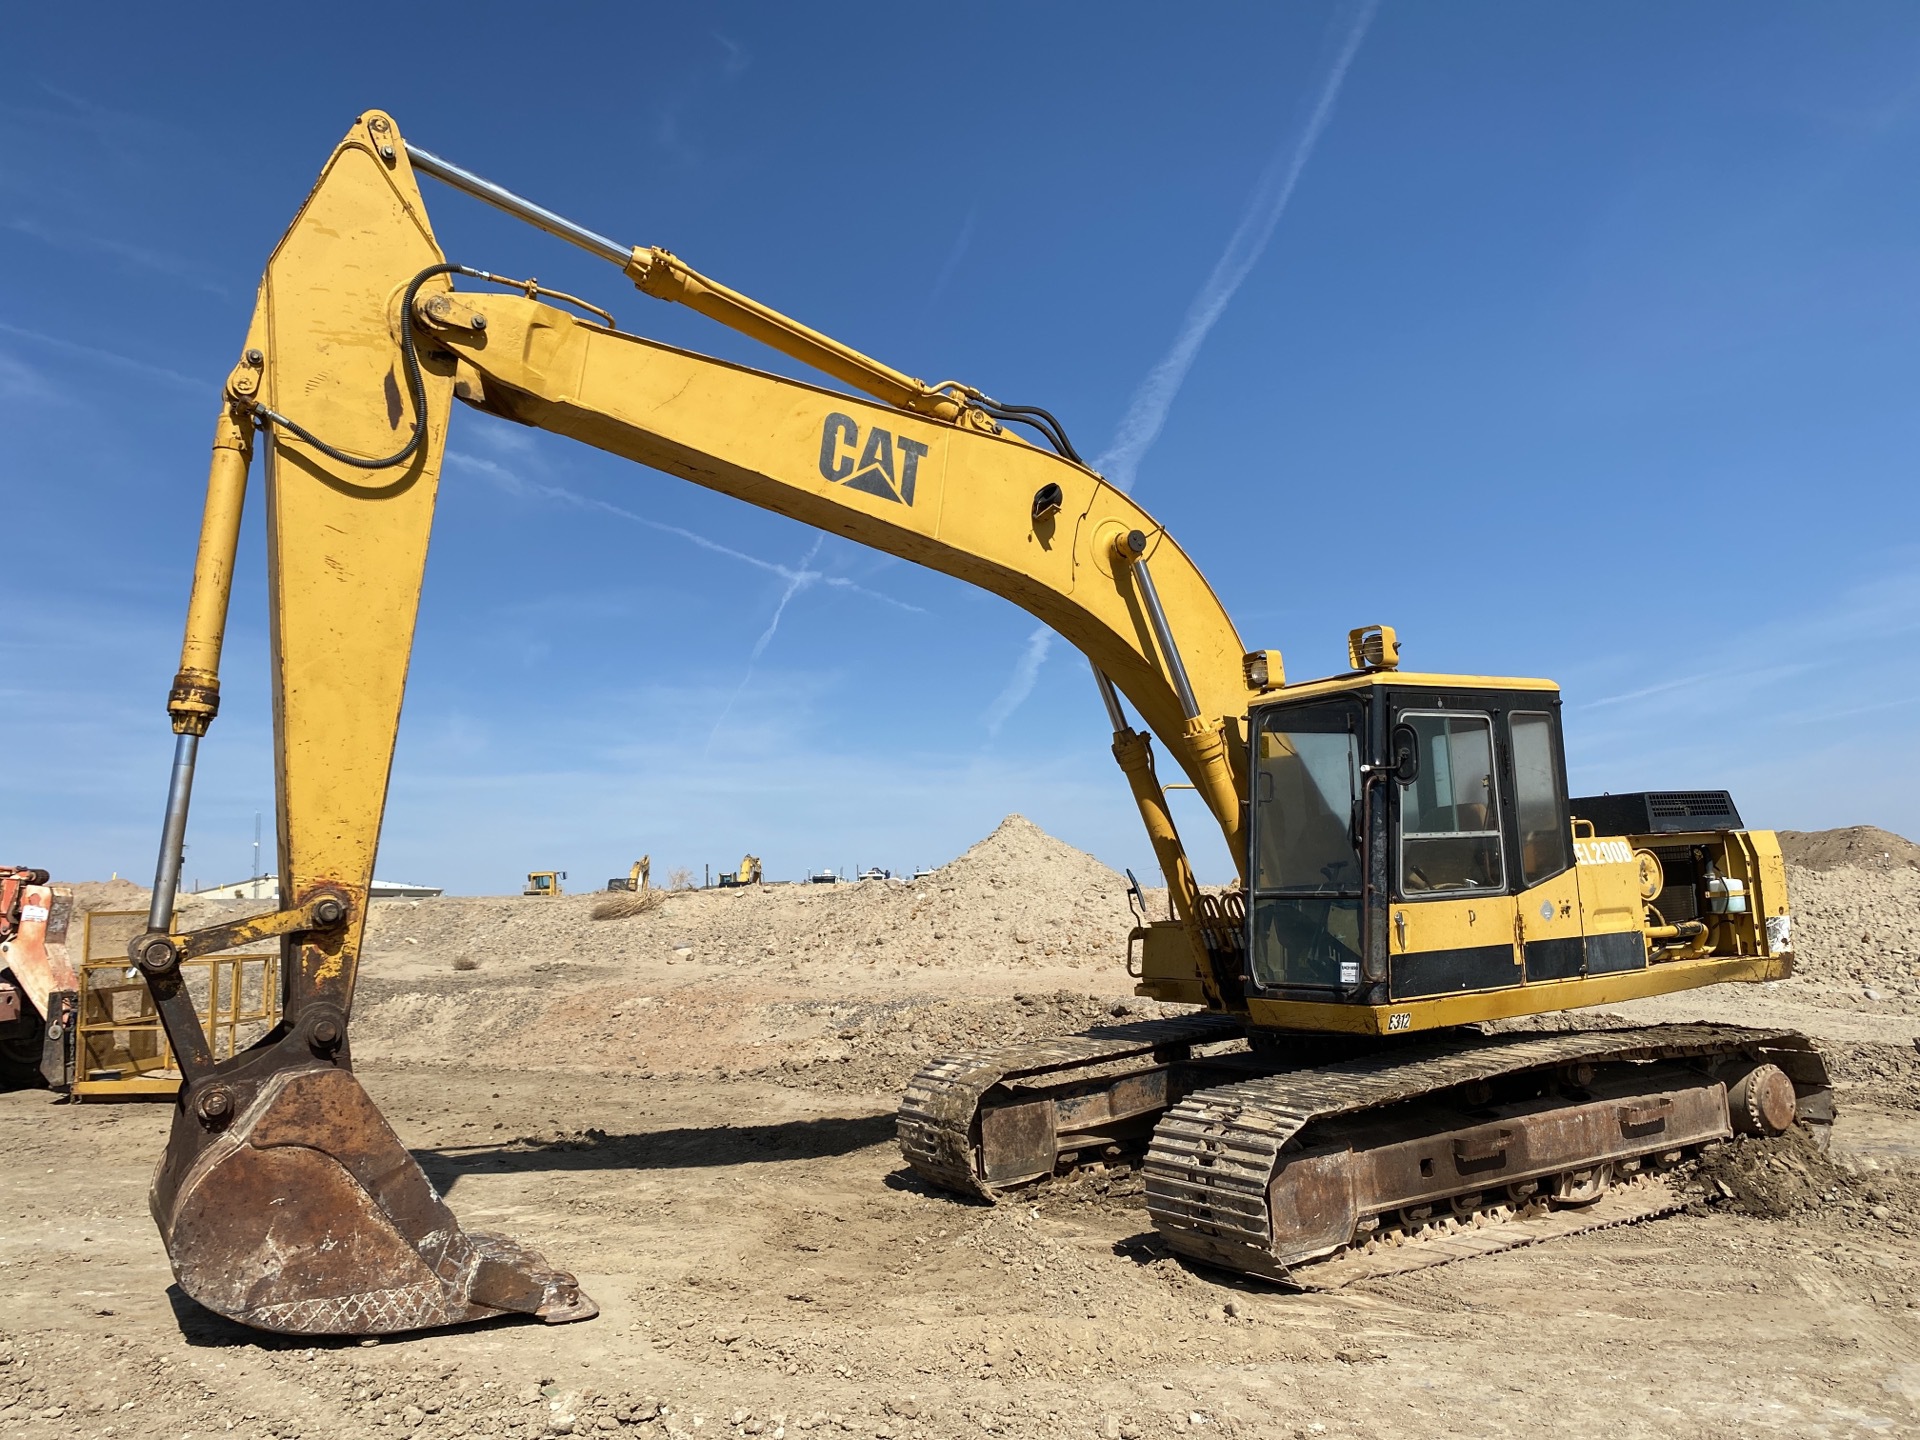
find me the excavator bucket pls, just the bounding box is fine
[151,1060,596,1335]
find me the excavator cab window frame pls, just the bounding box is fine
[1245,694,1374,997]
[1509,708,1575,888]
[1394,709,1507,897]
[1383,687,1573,904]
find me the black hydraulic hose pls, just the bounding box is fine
[988,409,1073,460]
[977,399,1086,467]
[249,261,468,470]
[980,402,1072,456]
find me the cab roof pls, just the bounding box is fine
[1249,670,1561,709]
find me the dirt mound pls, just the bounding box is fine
[62,877,147,916]
[938,813,1128,890]
[1778,825,1920,872]
[357,813,1136,978]
[343,815,1148,1077]
[1775,863,1920,1011]
[1690,1127,1857,1218]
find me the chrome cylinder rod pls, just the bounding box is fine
[1091,663,1129,734]
[1131,557,1201,721]
[406,144,629,267]
[147,732,198,932]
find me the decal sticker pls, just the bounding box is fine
[1387,1012,1412,1032]
[1573,838,1636,866]
[818,412,929,505]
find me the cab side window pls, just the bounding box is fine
[1398,713,1505,894]
[1510,711,1573,885]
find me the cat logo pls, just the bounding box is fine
[817,412,929,506]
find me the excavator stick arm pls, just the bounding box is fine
[140,112,591,1336]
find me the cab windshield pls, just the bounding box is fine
[1249,698,1365,990]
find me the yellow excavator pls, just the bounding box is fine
[129,112,1827,1336]
[607,856,651,893]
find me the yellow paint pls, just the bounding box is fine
[1246,952,1792,1036]
[1390,891,1520,963]
[1133,920,1209,1007]
[1251,671,1561,706]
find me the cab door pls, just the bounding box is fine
[1505,709,1584,980]
[1387,708,1521,1000]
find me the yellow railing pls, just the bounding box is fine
[72,909,279,1099]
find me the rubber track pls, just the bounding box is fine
[897,1012,1246,1198]
[1144,1023,1829,1282]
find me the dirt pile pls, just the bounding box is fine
[63,877,147,915]
[338,816,1157,1081]
[355,812,1137,977]
[1776,861,1920,1010]
[1692,1127,1856,1216]
[1779,825,1920,872]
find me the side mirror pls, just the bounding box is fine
[1391,725,1419,785]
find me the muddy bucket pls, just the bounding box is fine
[152,1061,597,1335]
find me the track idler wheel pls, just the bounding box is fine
[151,1063,597,1336]
[1726,1063,1798,1137]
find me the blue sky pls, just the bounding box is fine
[5,4,1918,893]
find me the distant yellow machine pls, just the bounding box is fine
[606,857,650,892]
[124,111,1826,1339]
[718,855,761,888]
[522,871,564,898]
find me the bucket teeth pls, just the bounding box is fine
[153,1064,597,1336]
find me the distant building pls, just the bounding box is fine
[185,875,443,901]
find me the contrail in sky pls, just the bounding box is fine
[746,533,827,667]
[0,318,201,390]
[447,451,922,614]
[448,449,918,752]
[982,625,1055,737]
[984,0,1377,731]
[1096,0,1378,493]
[706,533,827,753]
[926,208,978,310]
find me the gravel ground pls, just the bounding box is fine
[5,820,1919,1439]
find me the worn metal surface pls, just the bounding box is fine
[897,1012,1247,1197]
[1728,1061,1799,1135]
[1144,1023,1832,1284]
[154,1064,594,1335]
[1296,1172,1688,1288]
[0,876,78,1089]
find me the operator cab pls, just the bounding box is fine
[1245,665,1571,1005]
